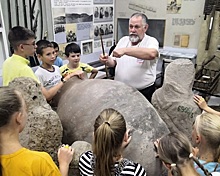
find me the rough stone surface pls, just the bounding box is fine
[152,59,201,140]
[54,77,169,175]
[9,77,63,161]
[69,141,92,176]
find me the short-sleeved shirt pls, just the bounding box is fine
[3,54,39,86]
[60,63,94,77]
[35,65,62,89]
[113,34,159,90]
[195,160,220,176]
[0,148,61,176]
[53,56,63,67]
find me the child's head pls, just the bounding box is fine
[65,43,81,66]
[0,87,27,132]
[65,42,81,57]
[8,26,36,55]
[93,108,126,176]
[158,132,212,176]
[192,113,220,161]
[51,41,59,57]
[36,40,56,66]
[158,132,192,164]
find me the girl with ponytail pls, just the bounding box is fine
[79,108,146,176]
[157,132,217,176]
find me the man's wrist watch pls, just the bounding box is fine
[61,77,66,83]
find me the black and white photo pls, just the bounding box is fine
[66,7,93,24]
[53,8,66,25]
[94,6,113,23]
[94,23,113,40]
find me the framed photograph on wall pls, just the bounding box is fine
[51,0,115,64]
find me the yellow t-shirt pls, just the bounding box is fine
[3,54,39,86]
[0,148,61,176]
[60,62,94,77]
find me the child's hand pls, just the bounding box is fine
[193,95,208,110]
[58,144,74,167]
[62,73,72,82]
[73,70,85,80]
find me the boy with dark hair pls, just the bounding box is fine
[3,26,39,85]
[51,41,63,67]
[60,43,98,79]
[35,40,84,101]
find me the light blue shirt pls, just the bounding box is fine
[53,56,63,67]
[195,159,220,175]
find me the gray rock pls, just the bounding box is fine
[69,141,92,176]
[9,77,63,162]
[152,59,201,140]
[54,77,169,175]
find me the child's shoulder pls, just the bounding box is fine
[60,64,68,69]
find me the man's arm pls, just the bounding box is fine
[99,54,117,67]
[112,47,158,60]
[99,47,158,67]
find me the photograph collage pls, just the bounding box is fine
[52,0,114,57]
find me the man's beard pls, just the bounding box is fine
[129,33,140,43]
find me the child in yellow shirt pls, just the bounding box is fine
[60,43,98,79]
[0,87,73,176]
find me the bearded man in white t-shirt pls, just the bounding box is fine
[99,12,159,102]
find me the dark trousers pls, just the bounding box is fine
[138,83,156,103]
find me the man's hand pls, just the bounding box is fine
[99,53,109,63]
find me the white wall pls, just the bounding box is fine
[0,0,206,68]
[115,0,206,53]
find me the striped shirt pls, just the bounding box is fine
[79,151,147,176]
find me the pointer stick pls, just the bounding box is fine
[100,34,109,78]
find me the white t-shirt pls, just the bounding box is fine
[113,34,159,90]
[212,172,220,176]
[35,65,62,89]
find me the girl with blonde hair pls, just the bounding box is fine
[0,86,73,176]
[157,132,218,176]
[192,112,220,175]
[79,108,146,176]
